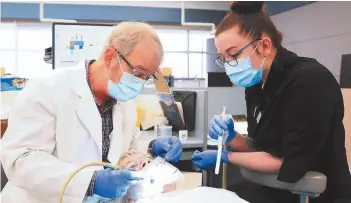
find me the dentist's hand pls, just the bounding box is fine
[192,150,231,170]
[209,115,237,144]
[93,168,143,199]
[152,136,183,162]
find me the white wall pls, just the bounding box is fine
[12,1,230,11]
[271,1,351,83]
[207,87,246,123]
[342,89,351,165]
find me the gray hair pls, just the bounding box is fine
[102,21,163,59]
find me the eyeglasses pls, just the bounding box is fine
[116,50,158,85]
[214,38,261,69]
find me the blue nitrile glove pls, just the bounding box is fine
[209,115,237,144]
[192,150,231,170]
[84,194,111,203]
[93,168,143,199]
[152,136,183,162]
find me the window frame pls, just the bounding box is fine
[0,21,211,79]
[156,26,211,79]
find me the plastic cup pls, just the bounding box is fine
[179,130,188,142]
[158,125,173,137]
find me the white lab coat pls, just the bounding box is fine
[1,62,147,203]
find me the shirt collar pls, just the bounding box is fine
[262,46,299,91]
[246,46,300,102]
[86,60,117,109]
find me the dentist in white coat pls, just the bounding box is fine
[1,22,183,203]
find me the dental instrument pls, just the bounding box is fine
[215,107,227,175]
[58,161,119,203]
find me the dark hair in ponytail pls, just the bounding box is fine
[215,1,283,48]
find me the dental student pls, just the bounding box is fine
[192,2,351,203]
[2,22,182,203]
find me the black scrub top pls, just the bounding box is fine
[245,46,351,202]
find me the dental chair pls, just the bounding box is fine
[239,167,327,203]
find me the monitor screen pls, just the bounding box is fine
[157,93,187,131]
[53,23,114,69]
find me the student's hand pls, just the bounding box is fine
[192,150,231,170]
[209,115,237,143]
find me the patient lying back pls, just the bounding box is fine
[118,151,249,203]
[117,151,177,203]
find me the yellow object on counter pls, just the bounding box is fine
[161,67,172,76]
[0,67,5,76]
[136,105,143,128]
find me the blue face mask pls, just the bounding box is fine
[224,46,265,87]
[108,56,146,102]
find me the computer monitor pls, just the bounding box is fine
[157,93,187,131]
[52,23,113,69]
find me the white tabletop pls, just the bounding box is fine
[140,131,204,149]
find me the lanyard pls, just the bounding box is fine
[253,106,262,123]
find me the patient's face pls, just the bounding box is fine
[118,152,177,203]
[118,153,152,170]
